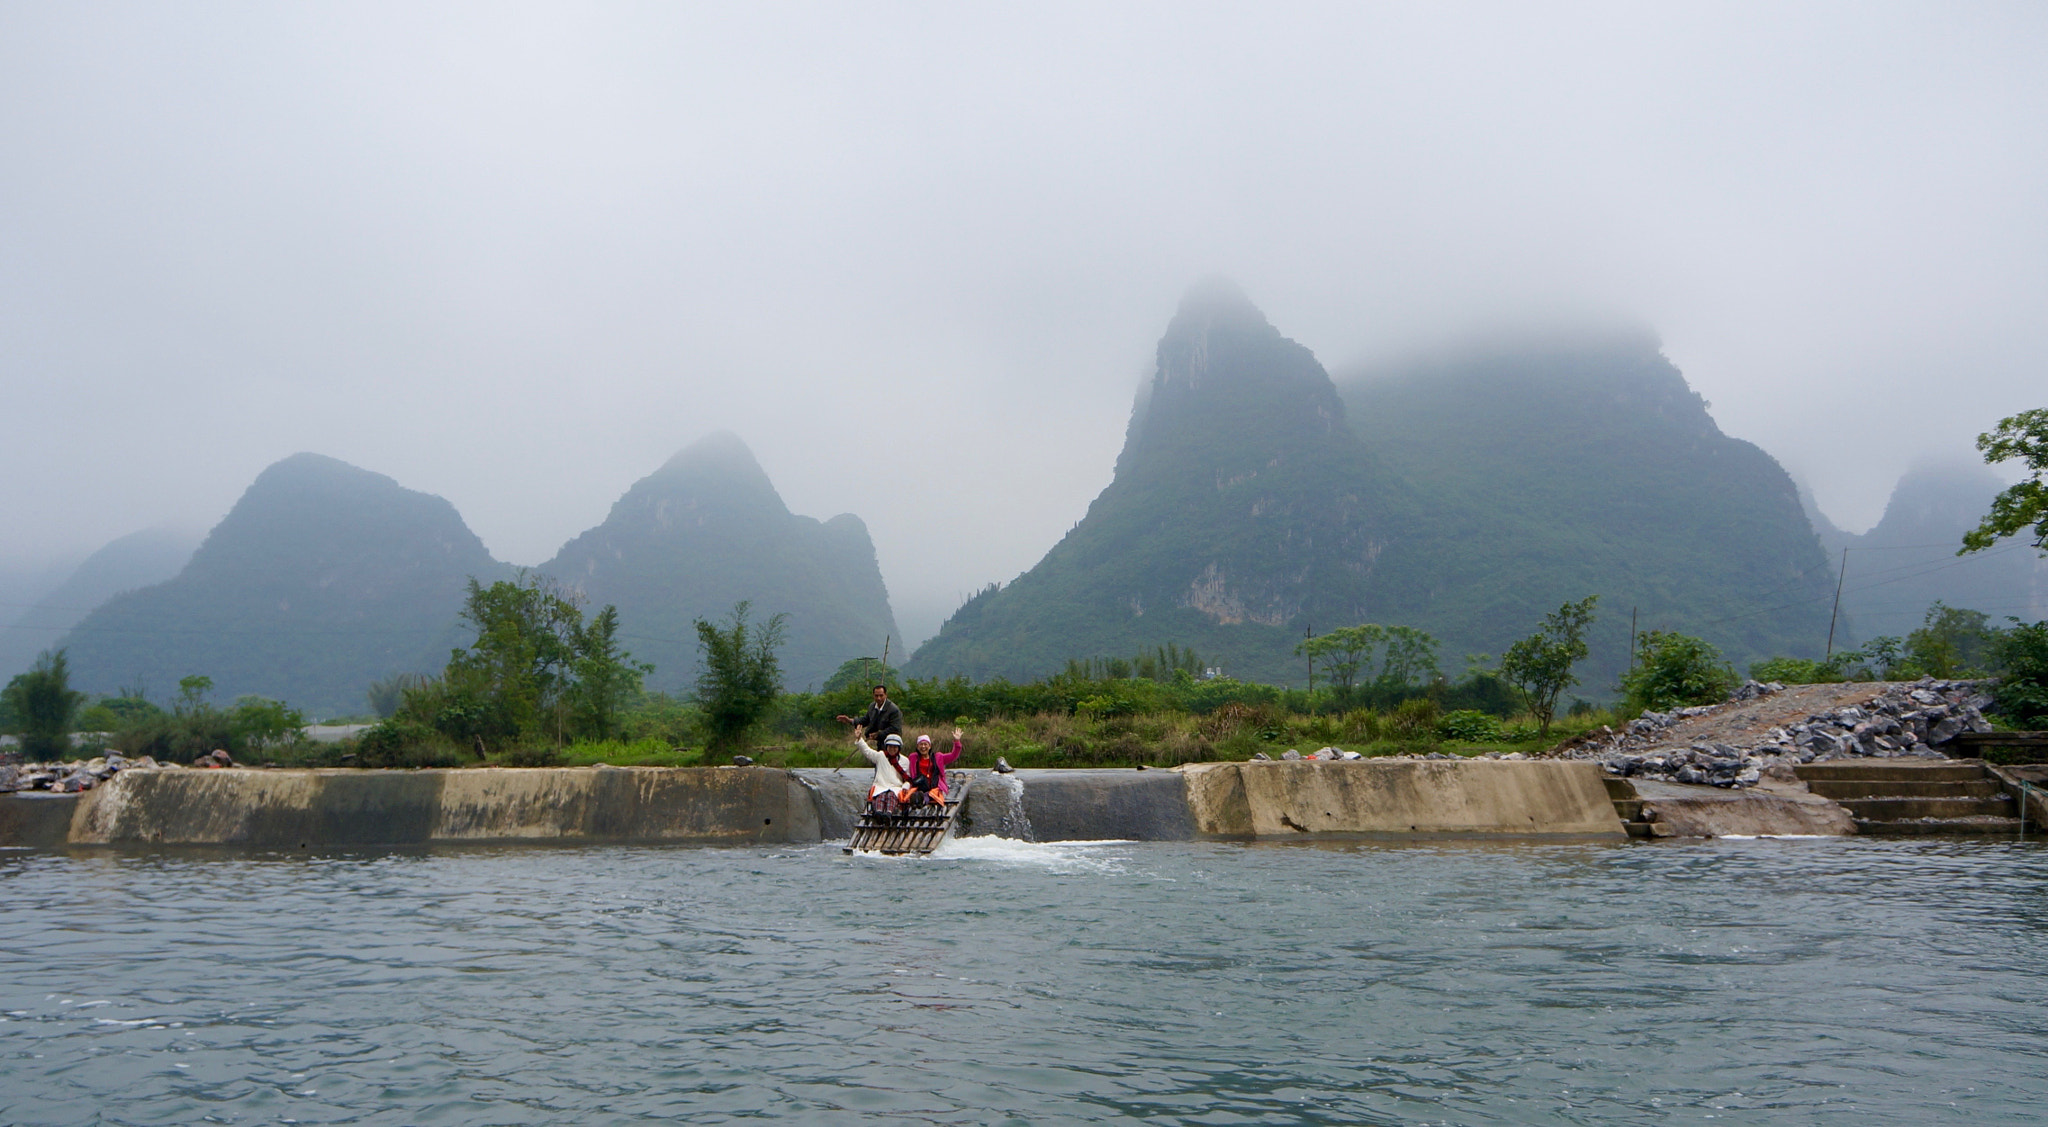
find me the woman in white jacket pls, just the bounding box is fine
[854,727,910,814]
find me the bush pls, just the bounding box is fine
[353,719,466,768]
[1385,697,1441,743]
[1438,709,1503,742]
[1991,620,2048,727]
[2,650,86,760]
[1621,631,1738,712]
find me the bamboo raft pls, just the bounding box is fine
[844,776,969,855]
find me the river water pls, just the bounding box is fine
[4,836,2046,1124]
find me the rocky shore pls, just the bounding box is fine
[1552,678,1993,788]
[0,750,230,795]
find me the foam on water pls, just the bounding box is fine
[931,834,1132,872]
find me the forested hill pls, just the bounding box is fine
[0,525,198,680]
[1337,335,1838,687]
[905,280,1418,684]
[539,431,899,693]
[58,453,510,715]
[1808,464,2048,639]
[907,290,1842,692]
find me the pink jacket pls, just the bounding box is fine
[908,740,963,788]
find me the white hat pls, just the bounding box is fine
[916,734,932,746]
[882,734,903,747]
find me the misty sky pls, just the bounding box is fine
[4,2,2044,645]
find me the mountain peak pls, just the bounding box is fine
[641,430,784,515]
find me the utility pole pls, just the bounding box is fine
[1825,548,1848,658]
[1304,623,1314,696]
[1629,607,1638,672]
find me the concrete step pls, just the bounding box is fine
[1838,796,2017,820]
[1612,798,1645,821]
[1602,777,1639,800]
[1796,760,1984,783]
[1804,778,2004,800]
[1855,817,2029,836]
[1624,821,1680,838]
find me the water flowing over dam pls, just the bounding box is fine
[4,761,1634,849]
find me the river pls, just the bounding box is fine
[4,836,2046,1124]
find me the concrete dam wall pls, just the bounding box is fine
[3,761,1628,850]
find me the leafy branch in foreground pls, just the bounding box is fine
[1962,407,2048,554]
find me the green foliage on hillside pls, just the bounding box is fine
[1340,337,1838,688]
[908,281,1413,686]
[55,453,510,717]
[907,289,1839,697]
[539,431,898,695]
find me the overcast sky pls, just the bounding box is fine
[4,1,2044,645]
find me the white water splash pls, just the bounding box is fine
[931,836,1131,873]
[973,770,1036,841]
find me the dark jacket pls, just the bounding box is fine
[857,699,903,746]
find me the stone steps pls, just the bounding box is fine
[1835,796,2017,820]
[1855,817,2028,836]
[1796,761,1986,783]
[1795,759,2034,838]
[1803,778,2003,800]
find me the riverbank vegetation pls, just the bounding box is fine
[11,586,2045,769]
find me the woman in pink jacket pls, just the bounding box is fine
[905,727,964,806]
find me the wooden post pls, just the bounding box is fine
[1826,547,1848,658]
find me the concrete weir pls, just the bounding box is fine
[1182,759,1627,840]
[0,759,1641,850]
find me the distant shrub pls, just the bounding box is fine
[1438,709,1502,742]
[1621,631,1738,712]
[354,719,465,768]
[1386,697,1441,743]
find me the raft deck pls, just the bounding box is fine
[845,777,969,855]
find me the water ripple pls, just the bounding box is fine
[3,838,2046,1123]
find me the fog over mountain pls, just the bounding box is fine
[3,4,2045,649]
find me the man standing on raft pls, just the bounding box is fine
[837,684,903,751]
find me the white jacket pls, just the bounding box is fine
[856,737,907,797]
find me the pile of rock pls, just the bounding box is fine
[1559,679,1993,789]
[0,752,171,794]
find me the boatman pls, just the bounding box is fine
[837,684,903,751]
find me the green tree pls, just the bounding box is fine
[1497,596,1597,735]
[227,696,306,750]
[569,605,651,741]
[176,674,214,716]
[1961,408,2048,554]
[1621,631,1738,712]
[2,650,87,760]
[1902,602,2002,678]
[1298,624,1440,700]
[401,573,651,754]
[694,601,788,753]
[1989,619,2048,727]
[1373,625,1441,692]
[1299,625,1381,696]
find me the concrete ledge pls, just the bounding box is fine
[1182,760,1627,839]
[1,793,82,848]
[67,766,819,847]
